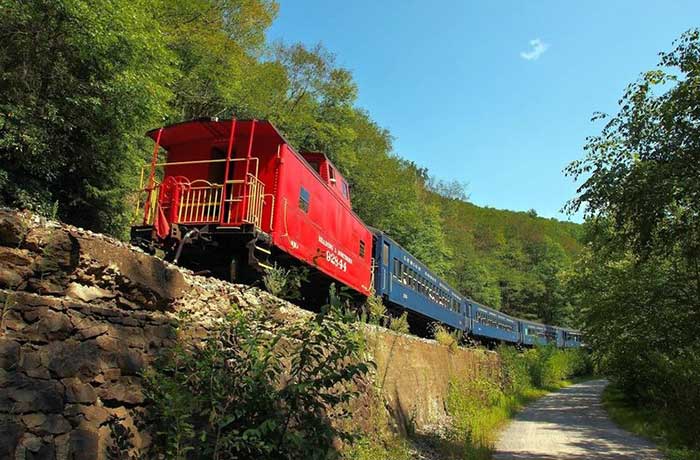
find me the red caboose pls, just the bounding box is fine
[131,118,373,297]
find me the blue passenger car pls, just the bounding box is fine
[562,329,583,348]
[519,320,555,346]
[372,230,467,331]
[468,301,519,343]
[555,327,565,348]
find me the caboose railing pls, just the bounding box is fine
[134,157,273,231]
[221,172,265,227]
[178,180,224,223]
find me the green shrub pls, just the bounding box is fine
[141,299,371,459]
[363,293,387,326]
[433,324,460,353]
[446,378,509,460]
[388,312,410,334]
[523,345,590,389]
[497,345,533,396]
[262,264,309,301]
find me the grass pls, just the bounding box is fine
[439,346,593,460]
[344,346,593,460]
[602,384,700,460]
[442,378,553,460]
[343,436,414,460]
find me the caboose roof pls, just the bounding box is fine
[146,118,290,149]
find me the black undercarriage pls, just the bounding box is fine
[131,223,270,281]
[130,223,362,308]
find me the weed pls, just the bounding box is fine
[262,263,309,301]
[364,292,387,326]
[142,295,372,459]
[389,312,410,334]
[344,436,413,460]
[0,291,16,333]
[433,324,460,353]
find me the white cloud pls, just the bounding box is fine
[520,38,550,61]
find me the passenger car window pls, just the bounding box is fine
[299,186,310,213]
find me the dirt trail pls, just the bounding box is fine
[493,379,663,460]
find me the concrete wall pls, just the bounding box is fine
[367,328,499,433]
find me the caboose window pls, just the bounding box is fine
[299,187,310,213]
[359,240,366,257]
[342,180,349,199]
[308,161,321,174]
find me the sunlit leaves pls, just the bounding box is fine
[566,29,700,447]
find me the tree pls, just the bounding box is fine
[0,0,175,234]
[427,177,470,202]
[155,0,279,120]
[567,29,700,278]
[566,29,700,446]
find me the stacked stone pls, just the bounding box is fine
[0,209,312,459]
[0,210,185,459]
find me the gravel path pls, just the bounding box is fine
[493,379,664,460]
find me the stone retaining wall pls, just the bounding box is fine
[0,209,500,459]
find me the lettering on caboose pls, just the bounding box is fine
[318,234,352,272]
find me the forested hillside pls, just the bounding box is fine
[0,0,581,325]
[434,197,582,325]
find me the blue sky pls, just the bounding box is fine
[267,1,700,221]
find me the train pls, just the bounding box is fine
[130,117,582,349]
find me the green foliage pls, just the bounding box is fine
[444,345,590,459]
[142,300,372,459]
[433,195,582,325]
[432,323,460,353]
[501,344,591,393]
[363,292,387,326]
[156,0,279,120]
[603,385,700,460]
[0,0,176,234]
[388,312,410,335]
[497,346,533,397]
[566,29,700,449]
[523,345,591,389]
[262,264,309,301]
